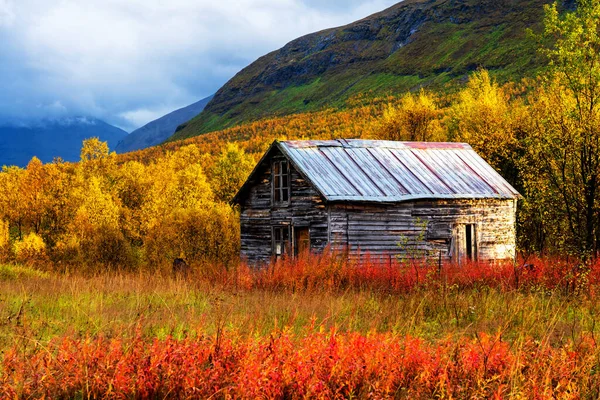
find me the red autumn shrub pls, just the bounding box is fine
[2,330,599,399]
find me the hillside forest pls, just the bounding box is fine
[0,2,599,270]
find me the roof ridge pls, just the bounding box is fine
[281,139,472,150]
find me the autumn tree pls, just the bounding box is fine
[68,176,133,268]
[80,137,110,162]
[376,89,444,142]
[41,161,78,246]
[448,69,526,187]
[209,143,255,202]
[115,161,152,244]
[0,219,9,260]
[0,166,25,239]
[524,0,600,256]
[20,157,50,234]
[79,137,118,182]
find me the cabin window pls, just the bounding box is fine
[273,225,291,258]
[272,160,290,204]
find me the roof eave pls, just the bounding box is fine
[276,141,332,202]
[325,193,521,204]
[230,140,280,206]
[231,140,332,206]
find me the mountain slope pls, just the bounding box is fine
[0,117,127,167]
[115,95,214,153]
[171,0,554,141]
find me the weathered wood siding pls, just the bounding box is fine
[239,150,328,264]
[329,199,516,263]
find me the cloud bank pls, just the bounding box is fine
[0,0,399,131]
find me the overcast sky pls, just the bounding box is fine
[0,0,399,132]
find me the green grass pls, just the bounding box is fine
[2,267,599,354]
[0,264,49,281]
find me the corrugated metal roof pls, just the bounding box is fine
[277,139,520,203]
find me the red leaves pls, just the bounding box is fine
[2,330,600,399]
[233,253,600,296]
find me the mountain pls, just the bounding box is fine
[115,95,214,153]
[170,0,557,141]
[0,117,128,167]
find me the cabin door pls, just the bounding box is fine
[294,227,310,256]
[452,224,478,264]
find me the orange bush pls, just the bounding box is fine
[2,329,598,398]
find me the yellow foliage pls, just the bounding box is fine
[375,90,444,142]
[74,177,120,233]
[144,204,239,270]
[209,143,256,202]
[0,167,26,238]
[141,146,214,232]
[447,69,524,185]
[115,161,152,243]
[449,69,509,146]
[0,220,9,259]
[0,220,8,246]
[80,137,110,162]
[14,232,46,263]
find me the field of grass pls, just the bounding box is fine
[2,255,600,397]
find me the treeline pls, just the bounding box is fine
[1,1,599,268]
[0,140,254,270]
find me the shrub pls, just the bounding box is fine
[144,204,239,272]
[2,331,599,398]
[13,232,46,264]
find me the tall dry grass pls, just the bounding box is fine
[1,254,600,397]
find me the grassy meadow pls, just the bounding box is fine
[2,256,600,397]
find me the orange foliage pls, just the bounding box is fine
[2,329,598,398]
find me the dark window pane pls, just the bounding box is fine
[273,160,290,204]
[274,174,280,189]
[274,174,280,202]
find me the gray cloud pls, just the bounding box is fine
[0,0,399,131]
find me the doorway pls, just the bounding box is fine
[294,227,310,256]
[452,223,478,263]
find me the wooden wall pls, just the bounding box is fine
[329,199,517,263]
[239,150,328,265]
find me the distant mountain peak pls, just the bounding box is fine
[0,116,127,167]
[115,95,214,153]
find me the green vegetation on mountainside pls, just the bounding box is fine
[171,0,555,141]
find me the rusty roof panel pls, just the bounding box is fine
[278,139,521,203]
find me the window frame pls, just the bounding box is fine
[272,159,291,206]
[272,225,291,259]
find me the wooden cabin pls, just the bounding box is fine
[232,140,521,265]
